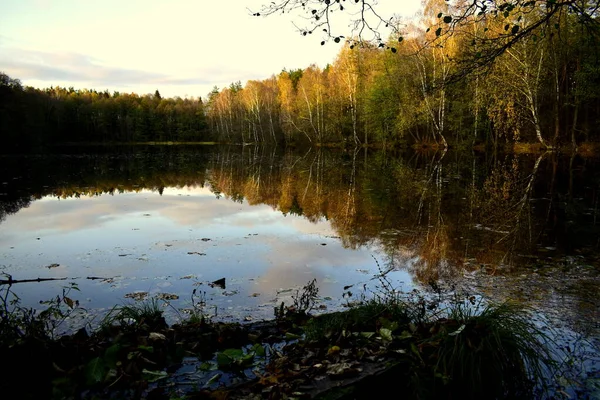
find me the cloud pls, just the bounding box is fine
[0,44,259,95]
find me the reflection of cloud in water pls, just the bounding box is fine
[252,239,380,299]
[1,186,338,243]
[1,187,265,234]
[0,183,397,316]
[290,218,335,236]
[2,196,122,233]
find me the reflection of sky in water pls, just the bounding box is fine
[0,186,413,321]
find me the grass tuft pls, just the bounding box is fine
[429,300,555,399]
[101,298,166,331]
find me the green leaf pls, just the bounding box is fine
[216,352,232,368]
[511,25,520,34]
[85,357,106,385]
[435,27,442,37]
[397,330,413,340]
[252,343,266,357]
[360,332,375,339]
[398,36,404,43]
[142,369,168,382]
[237,353,255,367]
[222,348,244,358]
[206,373,222,386]
[138,345,154,353]
[437,12,443,18]
[443,16,452,23]
[217,348,244,368]
[103,344,121,368]
[380,328,393,342]
[410,342,422,359]
[285,332,301,340]
[199,362,216,371]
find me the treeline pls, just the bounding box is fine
[2,1,600,149]
[205,0,600,148]
[0,74,209,150]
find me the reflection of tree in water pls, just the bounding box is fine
[0,196,33,224]
[376,148,466,284]
[1,146,598,287]
[410,148,459,283]
[469,152,546,268]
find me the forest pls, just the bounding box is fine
[2,0,600,150]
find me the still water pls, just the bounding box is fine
[0,147,414,322]
[0,145,599,391]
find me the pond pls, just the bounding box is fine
[0,145,599,393]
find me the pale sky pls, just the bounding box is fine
[0,0,421,99]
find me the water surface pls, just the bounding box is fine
[0,146,599,392]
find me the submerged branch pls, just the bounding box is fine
[0,276,115,285]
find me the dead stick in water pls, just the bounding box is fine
[0,277,68,285]
[0,276,115,285]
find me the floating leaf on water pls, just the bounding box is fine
[124,292,148,301]
[217,348,246,368]
[46,263,60,269]
[205,373,222,386]
[142,369,168,382]
[251,343,266,357]
[216,352,231,368]
[198,362,216,371]
[156,293,179,300]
